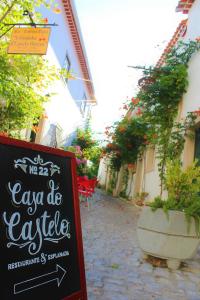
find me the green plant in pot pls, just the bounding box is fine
[137,159,200,270]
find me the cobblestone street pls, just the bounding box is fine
[80,189,200,300]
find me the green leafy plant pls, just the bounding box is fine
[149,159,200,235]
[72,128,98,150]
[119,168,129,198]
[70,128,102,178]
[83,146,102,178]
[104,117,147,171]
[104,41,200,179]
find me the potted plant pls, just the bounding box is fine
[137,159,200,270]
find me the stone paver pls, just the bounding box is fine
[80,189,200,300]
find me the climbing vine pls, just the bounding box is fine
[104,40,200,193]
[104,117,147,171]
[135,40,200,193]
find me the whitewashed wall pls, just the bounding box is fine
[98,158,109,187]
[38,45,82,147]
[143,159,161,200]
[181,0,200,118]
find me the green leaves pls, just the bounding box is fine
[70,128,102,178]
[149,159,200,235]
[104,117,148,171]
[135,41,200,191]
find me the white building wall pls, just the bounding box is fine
[98,158,108,187]
[181,0,200,118]
[39,45,82,147]
[144,159,161,200]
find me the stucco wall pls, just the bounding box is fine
[98,158,108,187]
[35,0,93,146]
[39,0,91,101]
[143,159,161,200]
[181,0,200,118]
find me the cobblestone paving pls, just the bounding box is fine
[80,189,200,300]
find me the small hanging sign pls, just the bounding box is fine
[7,27,51,55]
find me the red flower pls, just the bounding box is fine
[0,131,8,137]
[131,97,140,105]
[42,18,48,24]
[118,126,126,133]
[192,110,200,116]
[107,143,114,149]
[127,163,136,169]
[136,108,142,116]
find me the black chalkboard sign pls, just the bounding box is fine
[0,137,87,300]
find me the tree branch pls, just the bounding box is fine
[0,0,18,23]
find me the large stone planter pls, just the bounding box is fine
[137,206,200,269]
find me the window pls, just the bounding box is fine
[63,53,71,84]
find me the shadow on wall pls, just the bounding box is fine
[42,123,63,147]
[64,131,76,147]
[42,124,77,148]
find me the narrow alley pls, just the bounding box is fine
[81,190,200,300]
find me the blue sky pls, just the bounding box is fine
[74,0,184,136]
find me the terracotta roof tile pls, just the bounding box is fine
[176,0,195,14]
[61,0,96,102]
[155,19,187,67]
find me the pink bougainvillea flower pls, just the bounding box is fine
[75,145,82,154]
[195,37,200,42]
[76,158,82,165]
